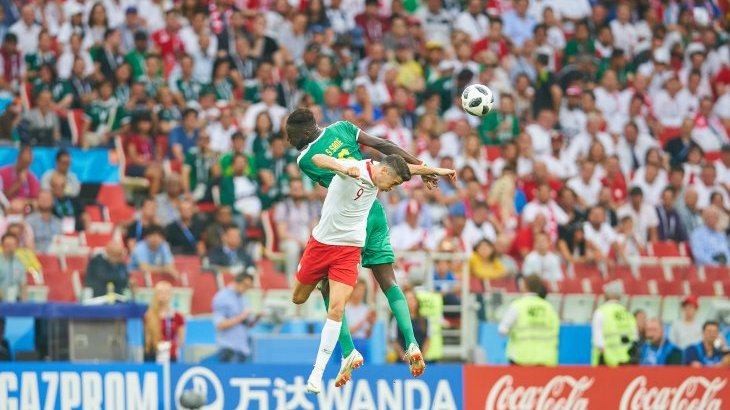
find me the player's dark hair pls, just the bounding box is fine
[286,108,319,150]
[381,155,412,182]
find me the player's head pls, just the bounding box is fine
[373,155,411,191]
[286,108,319,150]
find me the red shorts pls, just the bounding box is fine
[295,237,361,287]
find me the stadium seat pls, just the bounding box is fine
[84,205,107,223]
[688,280,718,297]
[623,278,650,295]
[469,276,485,293]
[189,270,220,315]
[484,146,502,160]
[82,232,115,249]
[63,254,90,274]
[652,279,686,296]
[545,293,563,316]
[571,263,601,278]
[661,296,683,323]
[37,254,62,275]
[702,266,730,282]
[638,264,667,281]
[128,271,147,288]
[44,270,77,302]
[561,294,596,324]
[486,278,517,293]
[150,272,183,287]
[257,259,288,290]
[723,281,730,297]
[697,296,726,323]
[628,295,662,319]
[608,265,635,281]
[649,241,681,257]
[672,264,702,281]
[557,277,586,294]
[705,151,721,161]
[97,184,135,224]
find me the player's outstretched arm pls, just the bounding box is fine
[312,154,360,178]
[407,164,457,182]
[358,131,439,188]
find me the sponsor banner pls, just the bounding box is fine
[465,365,730,410]
[0,147,120,183]
[170,363,463,410]
[0,363,163,410]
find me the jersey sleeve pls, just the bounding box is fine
[341,121,362,142]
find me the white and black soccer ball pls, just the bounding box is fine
[461,84,494,117]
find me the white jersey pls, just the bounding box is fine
[312,159,379,247]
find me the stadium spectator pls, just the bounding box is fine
[470,239,507,281]
[617,187,659,243]
[20,90,61,147]
[144,281,185,363]
[49,173,85,233]
[690,206,730,266]
[212,272,259,363]
[616,215,645,260]
[669,295,703,351]
[155,174,185,227]
[85,241,129,298]
[683,321,730,368]
[639,318,682,366]
[345,280,375,360]
[126,198,159,250]
[583,206,624,262]
[40,151,81,198]
[0,145,39,203]
[165,199,205,256]
[219,153,261,224]
[169,108,200,163]
[522,232,563,281]
[389,287,429,364]
[499,274,559,366]
[273,179,319,279]
[207,225,254,276]
[0,233,25,301]
[129,225,179,280]
[655,187,687,242]
[25,191,62,253]
[634,309,647,346]
[9,5,40,55]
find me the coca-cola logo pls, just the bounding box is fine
[619,376,727,410]
[485,375,594,410]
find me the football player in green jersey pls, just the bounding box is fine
[286,108,435,386]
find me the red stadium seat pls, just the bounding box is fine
[484,146,502,160]
[688,280,717,297]
[487,277,517,292]
[659,127,681,146]
[649,241,681,257]
[703,266,730,282]
[129,271,147,288]
[705,151,721,162]
[672,265,701,281]
[572,263,601,279]
[558,278,585,294]
[469,276,485,293]
[37,254,62,274]
[258,259,288,290]
[63,254,90,273]
[638,264,666,280]
[190,270,220,315]
[623,278,650,295]
[84,205,106,223]
[608,265,635,281]
[82,232,114,249]
[97,185,135,224]
[722,281,730,297]
[652,279,685,296]
[150,272,183,287]
[44,271,76,302]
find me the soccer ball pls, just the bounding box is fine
[461,84,494,117]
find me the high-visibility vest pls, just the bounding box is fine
[592,302,637,366]
[416,292,443,361]
[507,295,560,366]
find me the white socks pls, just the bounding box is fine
[311,318,342,377]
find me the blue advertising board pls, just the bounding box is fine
[0,363,164,410]
[0,147,120,183]
[170,364,463,410]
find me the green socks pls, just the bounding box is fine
[323,294,355,358]
[385,285,418,348]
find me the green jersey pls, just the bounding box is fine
[296,121,363,188]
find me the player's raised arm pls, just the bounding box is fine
[407,164,457,182]
[311,154,360,178]
[357,131,439,189]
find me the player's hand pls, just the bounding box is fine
[346,167,360,178]
[433,167,457,182]
[421,174,438,190]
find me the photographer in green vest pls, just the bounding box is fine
[592,280,639,366]
[498,274,560,366]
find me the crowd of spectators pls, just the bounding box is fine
[0,0,727,317]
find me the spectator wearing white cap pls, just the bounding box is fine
[567,161,602,208]
[617,187,659,244]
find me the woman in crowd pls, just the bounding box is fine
[144,281,185,363]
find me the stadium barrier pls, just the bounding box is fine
[1,363,728,410]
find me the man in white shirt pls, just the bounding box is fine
[631,162,668,206]
[291,154,453,394]
[567,113,615,163]
[206,109,239,154]
[526,109,557,157]
[9,5,41,55]
[454,0,489,41]
[354,61,391,107]
[559,85,587,140]
[415,0,452,46]
[594,70,623,126]
[583,206,622,259]
[651,76,694,128]
[617,187,659,243]
[522,182,569,227]
[695,164,730,209]
[390,200,428,253]
[522,232,564,281]
[368,105,414,152]
[567,162,602,208]
[240,86,287,134]
[179,10,217,58]
[609,4,638,56]
[616,121,660,175]
[692,97,729,152]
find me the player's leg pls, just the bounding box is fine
[363,201,425,376]
[292,237,327,305]
[319,280,357,361]
[291,279,318,305]
[307,246,360,394]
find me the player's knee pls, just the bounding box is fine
[292,292,308,305]
[327,303,345,321]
